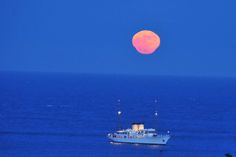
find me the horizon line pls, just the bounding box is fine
[1,69,236,79]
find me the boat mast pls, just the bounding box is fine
[154,97,159,128]
[117,99,122,130]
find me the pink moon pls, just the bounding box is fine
[132,30,161,55]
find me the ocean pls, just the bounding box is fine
[0,72,235,157]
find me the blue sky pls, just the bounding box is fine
[1,0,236,76]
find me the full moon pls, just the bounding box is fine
[132,30,160,55]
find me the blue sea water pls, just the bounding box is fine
[0,72,235,157]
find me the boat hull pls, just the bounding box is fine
[108,134,170,145]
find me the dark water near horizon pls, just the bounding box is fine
[0,72,236,157]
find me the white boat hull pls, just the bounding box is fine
[108,134,170,145]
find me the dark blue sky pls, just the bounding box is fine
[1,0,236,76]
